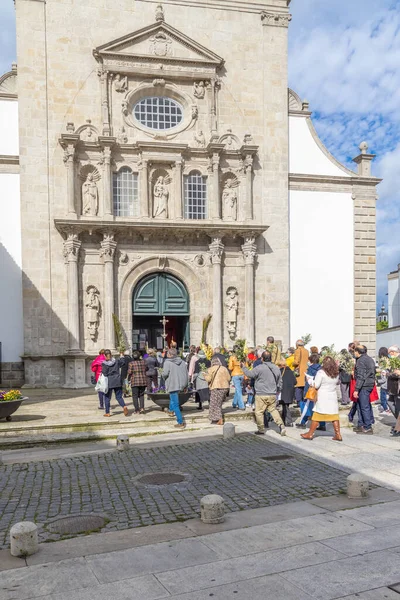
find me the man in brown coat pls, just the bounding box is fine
[293,339,309,405]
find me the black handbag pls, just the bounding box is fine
[91,375,96,385]
[387,375,400,396]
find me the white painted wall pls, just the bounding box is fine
[0,98,23,362]
[388,274,400,328]
[377,328,400,351]
[0,100,19,156]
[289,190,354,351]
[289,116,351,177]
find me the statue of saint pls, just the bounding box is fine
[153,176,170,219]
[222,178,238,221]
[114,74,127,93]
[193,81,205,99]
[85,287,100,340]
[82,173,98,216]
[225,287,238,339]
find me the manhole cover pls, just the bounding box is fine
[47,515,107,535]
[137,472,186,485]
[260,455,294,462]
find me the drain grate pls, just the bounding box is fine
[260,455,294,462]
[47,515,107,535]
[137,472,186,486]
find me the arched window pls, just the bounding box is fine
[184,171,207,220]
[113,167,139,217]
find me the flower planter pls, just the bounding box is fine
[0,398,26,422]
[147,392,192,411]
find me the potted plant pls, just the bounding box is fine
[0,389,26,422]
[147,386,193,411]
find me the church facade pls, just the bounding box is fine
[0,0,380,387]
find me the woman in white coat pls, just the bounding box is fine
[301,356,342,441]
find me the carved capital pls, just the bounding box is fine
[63,145,75,164]
[63,233,81,263]
[100,233,117,261]
[209,237,224,265]
[241,236,257,266]
[102,146,112,165]
[261,11,292,27]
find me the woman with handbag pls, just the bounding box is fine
[278,359,296,427]
[301,356,342,441]
[91,349,106,410]
[204,357,231,425]
[296,353,322,429]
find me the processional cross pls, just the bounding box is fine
[160,315,169,345]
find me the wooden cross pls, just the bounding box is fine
[160,315,169,342]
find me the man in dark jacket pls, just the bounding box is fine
[102,350,129,417]
[353,345,375,434]
[120,350,132,397]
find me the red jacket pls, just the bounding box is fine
[91,354,106,382]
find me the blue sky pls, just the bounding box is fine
[1,0,399,307]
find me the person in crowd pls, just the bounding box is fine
[353,345,376,434]
[310,346,319,355]
[293,339,309,405]
[228,346,245,410]
[204,356,231,425]
[253,347,263,368]
[278,358,296,427]
[339,348,352,406]
[245,381,255,409]
[387,345,400,419]
[91,348,106,410]
[348,342,356,358]
[242,351,286,436]
[188,346,200,385]
[212,346,227,368]
[285,347,296,370]
[120,349,132,398]
[266,336,281,365]
[186,345,197,366]
[296,352,322,429]
[377,347,390,414]
[101,350,129,418]
[127,351,147,414]
[162,348,189,429]
[193,349,211,410]
[301,356,342,441]
[144,349,158,393]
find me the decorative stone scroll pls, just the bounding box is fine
[85,286,101,341]
[261,12,292,27]
[114,74,127,93]
[225,287,238,340]
[193,81,206,99]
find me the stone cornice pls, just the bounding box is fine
[138,1,290,14]
[0,155,19,174]
[261,11,292,27]
[289,173,381,193]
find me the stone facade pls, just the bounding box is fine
[8,0,380,386]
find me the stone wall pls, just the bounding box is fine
[0,362,25,389]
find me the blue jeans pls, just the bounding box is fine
[380,388,388,410]
[247,394,254,405]
[104,387,125,414]
[98,391,105,408]
[169,392,183,424]
[357,388,374,430]
[232,376,245,409]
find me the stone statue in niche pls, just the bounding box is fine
[117,126,128,144]
[222,178,238,221]
[194,130,206,147]
[153,175,171,219]
[114,74,128,93]
[86,286,100,341]
[82,172,99,216]
[225,287,238,339]
[193,81,205,99]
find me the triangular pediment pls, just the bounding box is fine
[94,21,224,68]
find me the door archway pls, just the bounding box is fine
[132,273,190,350]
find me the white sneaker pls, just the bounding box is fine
[280,426,287,436]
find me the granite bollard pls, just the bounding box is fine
[223,423,235,440]
[347,473,369,498]
[116,434,130,451]
[200,494,225,524]
[10,522,38,557]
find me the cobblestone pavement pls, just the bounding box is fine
[0,435,348,548]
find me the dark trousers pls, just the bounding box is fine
[357,388,374,430]
[295,387,304,404]
[146,374,158,393]
[280,402,293,426]
[388,395,400,418]
[340,382,351,405]
[132,386,146,412]
[104,387,125,414]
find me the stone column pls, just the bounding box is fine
[139,158,149,218]
[241,237,257,347]
[63,145,77,216]
[102,145,113,217]
[174,159,183,219]
[63,233,82,351]
[209,238,224,346]
[101,234,117,349]
[98,67,111,136]
[244,154,254,221]
[210,153,220,220]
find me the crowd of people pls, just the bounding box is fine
[90,338,400,439]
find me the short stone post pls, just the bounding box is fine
[223,423,235,440]
[200,494,225,524]
[347,473,369,499]
[10,522,38,557]
[116,434,130,451]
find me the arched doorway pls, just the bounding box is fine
[132,273,190,351]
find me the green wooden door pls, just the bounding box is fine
[133,273,189,315]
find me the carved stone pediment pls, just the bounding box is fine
[93,20,224,78]
[0,64,17,99]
